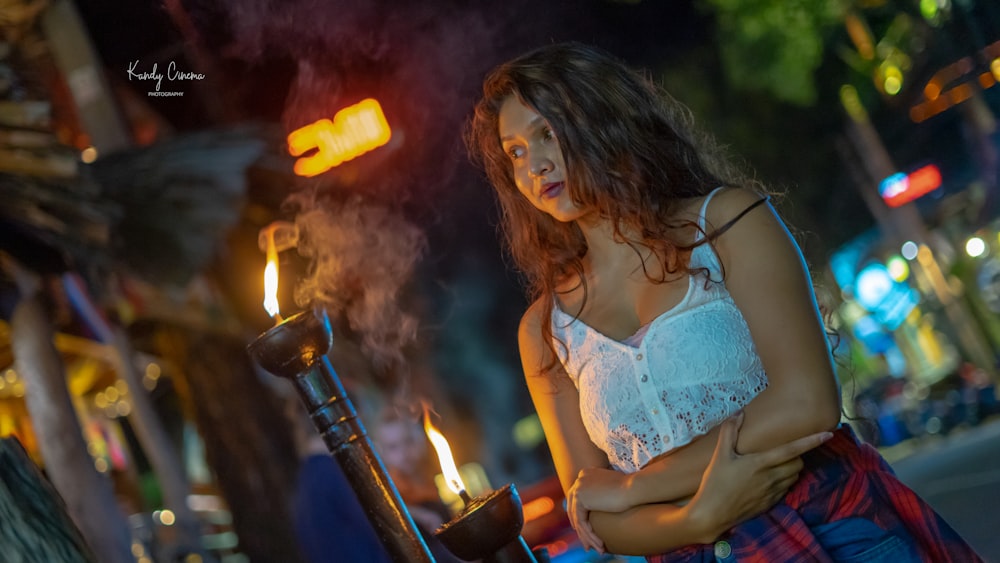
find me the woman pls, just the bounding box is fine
[467,42,982,562]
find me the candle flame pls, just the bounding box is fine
[263,230,281,321]
[423,410,466,495]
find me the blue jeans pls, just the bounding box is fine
[712,518,923,562]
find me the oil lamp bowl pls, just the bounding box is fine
[246,309,332,377]
[435,484,525,561]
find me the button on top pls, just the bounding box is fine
[640,374,648,382]
[636,353,643,360]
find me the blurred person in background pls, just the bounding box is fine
[371,405,465,563]
[288,399,392,563]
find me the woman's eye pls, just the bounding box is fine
[542,127,555,141]
[507,147,524,160]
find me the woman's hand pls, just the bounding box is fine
[566,466,634,552]
[686,411,833,543]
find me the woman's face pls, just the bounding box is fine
[498,95,592,223]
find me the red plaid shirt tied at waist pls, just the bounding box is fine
[648,424,984,563]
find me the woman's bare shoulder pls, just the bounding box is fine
[520,297,547,332]
[701,187,770,228]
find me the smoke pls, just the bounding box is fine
[289,191,425,374]
[188,0,517,380]
[196,0,506,205]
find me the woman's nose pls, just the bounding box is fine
[529,156,553,177]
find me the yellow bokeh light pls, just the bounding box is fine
[881,62,903,96]
[886,255,910,282]
[884,77,902,95]
[839,85,867,123]
[158,509,176,526]
[80,146,98,163]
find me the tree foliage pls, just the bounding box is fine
[701,0,846,105]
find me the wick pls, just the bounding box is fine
[273,313,284,326]
[458,489,473,507]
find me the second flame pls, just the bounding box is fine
[424,410,466,495]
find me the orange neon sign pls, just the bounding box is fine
[287,98,391,177]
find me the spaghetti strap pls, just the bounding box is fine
[697,187,770,241]
[697,186,727,231]
[711,195,769,240]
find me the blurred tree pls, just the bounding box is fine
[701,0,845,105]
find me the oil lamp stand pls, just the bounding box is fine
[248,308,546,563]
[247,309,434,562]
[435,483,543,563]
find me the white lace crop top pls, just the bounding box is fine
[551,188,769,473]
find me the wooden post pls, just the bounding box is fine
[6,263,136,563]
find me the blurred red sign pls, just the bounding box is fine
[879,164,942,208]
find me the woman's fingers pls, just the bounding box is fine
[579,521,602,553]
[767,457,804,480]
[755,431,833,467]
[713,411,745,460]
[690,424,830,535]
[572,512,602,552]
[775,473,799,493]
[567,481,604,552]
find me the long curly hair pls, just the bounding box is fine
[466,42,764,373]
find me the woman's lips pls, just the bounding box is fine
[541,182,564,198]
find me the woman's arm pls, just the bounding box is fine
[519,301,710,553]
[591,413,829,555]
[714,187,843,441]
[570,187,843,516]
[519,299,829,554]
